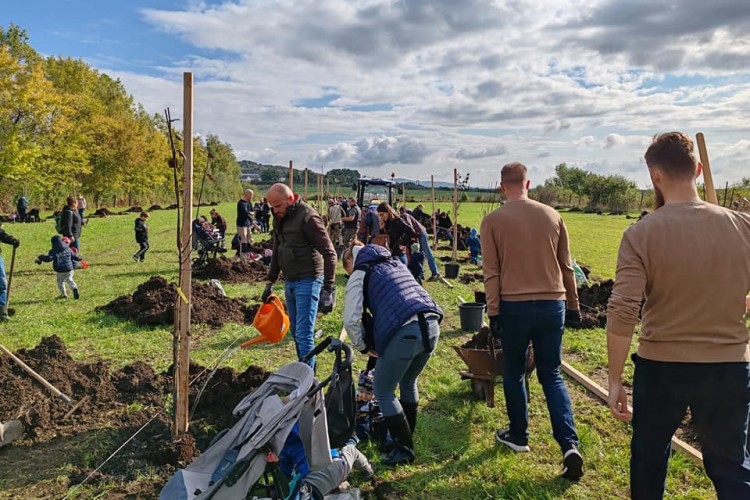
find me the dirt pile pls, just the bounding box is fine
[461,326,500,350]
[97,276,258,327]
[0,336,269,492]
[458,272,484,284]
[573,279,614,329]
[148,204,163,211]
[193,256,268,283]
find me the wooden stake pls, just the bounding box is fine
[174,72,194,436]
[289,160,294,191]
[452,169,459,263]
[304,168,309,200]
[695,133,718,205]
[431,175,437,246]
[560,361,703,468]
[723,181,729,207]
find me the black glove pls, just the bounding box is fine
[11,238,19,248]
[261,282,273,302]
[565,309,582,328]
[319,287,335,314]
[489,315,502,340]
[35,257,42,265]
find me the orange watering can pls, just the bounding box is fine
[241,294,290,348]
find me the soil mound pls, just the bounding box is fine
[92,207,112,217]
[572,279,614,329]
[0,336,270,491]
[458,272,483,284]
[148,204,163,211]
[97,276,258,327]
[438,255,470,263]
[193,256,268,283]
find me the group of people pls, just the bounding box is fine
[257,131,750,499]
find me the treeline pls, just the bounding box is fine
[0,24,241,211]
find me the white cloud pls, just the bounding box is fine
[89,0,750,188]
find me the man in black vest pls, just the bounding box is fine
[262,184,337,368]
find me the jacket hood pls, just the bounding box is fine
[470,228,477,237]
[51,235,65,251]
[354,244,392,269]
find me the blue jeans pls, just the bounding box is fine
[284,276,323,368]
[499,300,578,451]
[418,233,438,277]
[0,255,6,307]
[631,355,750,499]
[373,317,440,417]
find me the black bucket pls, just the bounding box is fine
[459,302,486,332]
[444,263,460,279]
[474,290,486,304]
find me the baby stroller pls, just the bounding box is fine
[160,338,357,500]
[192,218,226,271]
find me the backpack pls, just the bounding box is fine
[54,213,64,234]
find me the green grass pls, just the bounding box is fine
[0,202,715,499]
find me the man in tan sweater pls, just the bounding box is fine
[481,162,583,481]
[607,132,750,499]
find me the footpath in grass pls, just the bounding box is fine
[0,203,716,499]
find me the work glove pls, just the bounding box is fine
[565,309,582,329]
[489,315,502,340]
[35,257,42,265]
[319,287,335,314]
[261,282,273,302]
[11,238,19,248]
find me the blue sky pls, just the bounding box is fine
[4,0,750,187]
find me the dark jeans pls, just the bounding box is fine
[499,300,578,451]
[134,240,149,261]
[631,355,750,499]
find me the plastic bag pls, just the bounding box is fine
[572,259,588,286]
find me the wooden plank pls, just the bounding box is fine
[695,133,718,205]
[560,360,703,468]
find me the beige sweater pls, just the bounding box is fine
[480,199,579,317]
[607,201,750,362]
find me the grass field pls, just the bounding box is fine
[0,202,716,499]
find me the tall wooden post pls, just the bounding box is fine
[289,161,294,191]
[403,183,408,205]
[304,168,309,200]
[723,181,729,207]
[695,133,718,205]
[431,175,437,246]
[452,169,458,262]
[173,72,193,437]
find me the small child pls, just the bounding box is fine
[36,235,82,299]
[407,242,425,284]
[466,228,481,265]
[133,211,149,262]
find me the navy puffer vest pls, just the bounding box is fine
[354,245,443,354]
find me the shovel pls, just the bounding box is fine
[0,344,73,405]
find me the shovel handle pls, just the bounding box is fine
[6,245,16,307]
[0,344,74,405]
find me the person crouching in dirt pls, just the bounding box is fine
[342,241,443,466]
[133,211,150,262]
[36,236,83,300]
[209,208,227,240]
[0,227,20,321]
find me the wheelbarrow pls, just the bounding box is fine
[453,331,535,408]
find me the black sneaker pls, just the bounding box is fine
[133,255,139,262]
[562,445,584,481]
[495,429,530,452]
[73,288,80,300]
[427,274,441,282]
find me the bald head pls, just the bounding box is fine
[266,183,295,218]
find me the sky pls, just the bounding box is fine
[5,0,750,188]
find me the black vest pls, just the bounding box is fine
[274,199,323,280]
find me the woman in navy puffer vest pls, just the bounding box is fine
[343,242,442,466]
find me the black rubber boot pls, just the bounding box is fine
[381,412,415,466]
[400,400,418,435]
